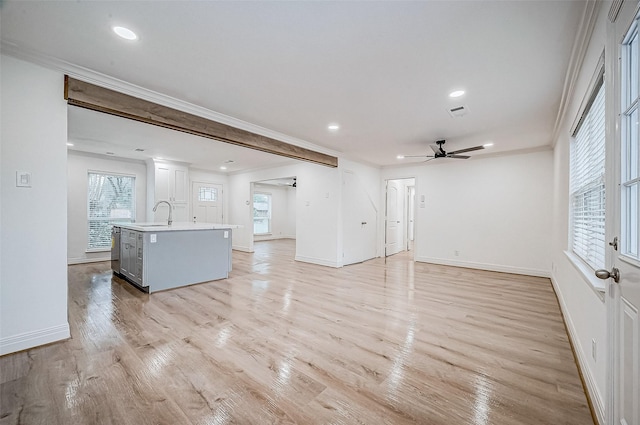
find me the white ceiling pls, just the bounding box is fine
[1,1,585,168]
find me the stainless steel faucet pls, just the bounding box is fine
[152,200,173,225]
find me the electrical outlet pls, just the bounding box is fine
[591,339,597,361]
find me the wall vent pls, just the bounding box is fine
[448,105,468,118]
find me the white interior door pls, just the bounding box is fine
[342,171,377,265]
[386,180,403,256]
[192,182,223,223]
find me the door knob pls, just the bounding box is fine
[595,267,620,283]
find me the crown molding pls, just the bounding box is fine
[0,41,341,159]
[550,0,600,148]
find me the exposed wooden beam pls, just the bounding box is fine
[64,76,338,168]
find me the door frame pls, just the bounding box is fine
[384,177,416,259]
[406,185,415,251]
[190,180,225,223]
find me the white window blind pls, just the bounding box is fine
[570,81,606,270]
[88,173,135,249]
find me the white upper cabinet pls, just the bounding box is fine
[147,160,190,222]
[155,162,188,203]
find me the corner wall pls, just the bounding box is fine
[0,55,70,355]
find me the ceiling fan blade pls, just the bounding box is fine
[447,154,470,159]
[448,145,485,155]
[430,144,441,154]
[423,157,436,163]
[402,155,435,158]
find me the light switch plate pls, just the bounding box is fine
[150,234,157,243]
[16,171,31,187]
[223,231,229,239]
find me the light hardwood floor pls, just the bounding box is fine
[1,240,593,425]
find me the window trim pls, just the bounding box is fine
[620,19,640,262]
[253,191,272,236]
[566,55,607,294]
[87,170,136,250]
[569,76,606,271]
[564,250,606,297]
[570,52,605,136]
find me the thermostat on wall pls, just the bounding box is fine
[16,171,31,188]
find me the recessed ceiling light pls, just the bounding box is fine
[113,26,138,41]
[449,90,465,98]
[328,124,340,131]
[220,166,227,170]
[66,142,74,147]
[483,142,494,147]
[397,155,405,159]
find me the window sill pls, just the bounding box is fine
[563,250,606,299]
[254,233,272,237]
[86,248,111,253]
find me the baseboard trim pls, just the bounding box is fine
[414,256,550,278]
[233,245,253,253]
[295,255,340,268]
[550,275,605,425]
[254,236,296,242]
[68,256,110,265]
[0,323,70,356]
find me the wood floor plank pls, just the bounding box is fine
[0,240,593,424]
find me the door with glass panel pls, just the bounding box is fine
[604,7,640,425]
[192,182,223,223]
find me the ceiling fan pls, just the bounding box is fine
[399,140,490,161]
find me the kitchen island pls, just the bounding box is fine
[111,223,240,293]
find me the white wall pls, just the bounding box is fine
[0,55,70,355]
[338,159,382,262]
[550,3,609,421]
[285,186,297,238]
[253,183,296,241]
[383,149,553,277]
[228,162,340,266]
[67,151,147,264]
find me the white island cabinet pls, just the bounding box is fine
[112,223,240,293]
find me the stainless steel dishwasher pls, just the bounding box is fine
[111,226,121,275]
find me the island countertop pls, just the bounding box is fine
[113,222,242,232]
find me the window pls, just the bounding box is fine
[621,23,640,261]
[253,193,271,235]
[88,172,135,250]
[570,78,606,270]
[198,186,218,202]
